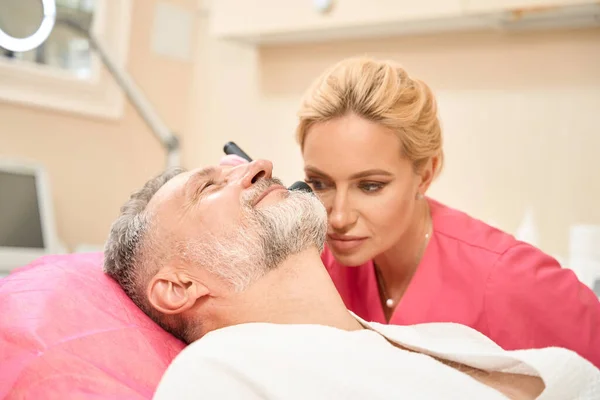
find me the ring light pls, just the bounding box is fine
[0,0,56,53]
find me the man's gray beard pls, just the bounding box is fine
[250,186,327,272]
[186,179,327,292]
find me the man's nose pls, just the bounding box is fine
[233,159,273,189]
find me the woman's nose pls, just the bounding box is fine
[235,159,273,189]
[328,193,357,232]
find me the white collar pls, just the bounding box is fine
[348,311,537,376]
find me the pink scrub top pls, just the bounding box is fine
[322,198,600,368]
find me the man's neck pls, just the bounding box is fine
[211,247,363,333]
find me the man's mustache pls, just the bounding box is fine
[242,177,285,207]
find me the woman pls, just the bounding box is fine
[222,57,600,367]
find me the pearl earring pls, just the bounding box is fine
[416,193,424,200]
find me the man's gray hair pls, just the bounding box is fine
[103,167,185,336]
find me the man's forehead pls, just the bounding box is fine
[145,171,190,212]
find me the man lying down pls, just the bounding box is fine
[103,160,599,400]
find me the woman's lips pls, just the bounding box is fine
[327,234,368,252]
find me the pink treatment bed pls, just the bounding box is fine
[0,253,185,399]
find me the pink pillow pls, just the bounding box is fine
[0,253,185,399]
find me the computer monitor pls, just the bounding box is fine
[0,158,59,274]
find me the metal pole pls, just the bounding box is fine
[61,19,181,169]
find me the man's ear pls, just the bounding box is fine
[147,269,210,315]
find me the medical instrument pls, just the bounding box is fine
[223,142,313,193]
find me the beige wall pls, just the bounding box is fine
[189,23,600,260]
[1,2,598,261]
[0,0,198,251]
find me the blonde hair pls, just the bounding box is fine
[296,57,444,176]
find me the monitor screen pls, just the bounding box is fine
[0,171,45,249]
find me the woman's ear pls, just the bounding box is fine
[147,269,210,315]
[417,156,438,195]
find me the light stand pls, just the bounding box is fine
[61,17,181,168]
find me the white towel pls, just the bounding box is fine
[153,314,599,399]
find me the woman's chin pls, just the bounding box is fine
[327,243,374,267]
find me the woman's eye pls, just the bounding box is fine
[305,178,329,191]
[358,182,385,193]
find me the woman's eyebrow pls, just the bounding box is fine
[349,169,393,179]
[304,166,329,178]
[304,166,392,179]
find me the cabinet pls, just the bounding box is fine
[209,0,599,44]
[464,0,598,14]
[210,0,463,43]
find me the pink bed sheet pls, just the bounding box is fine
[0,253,185,399]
